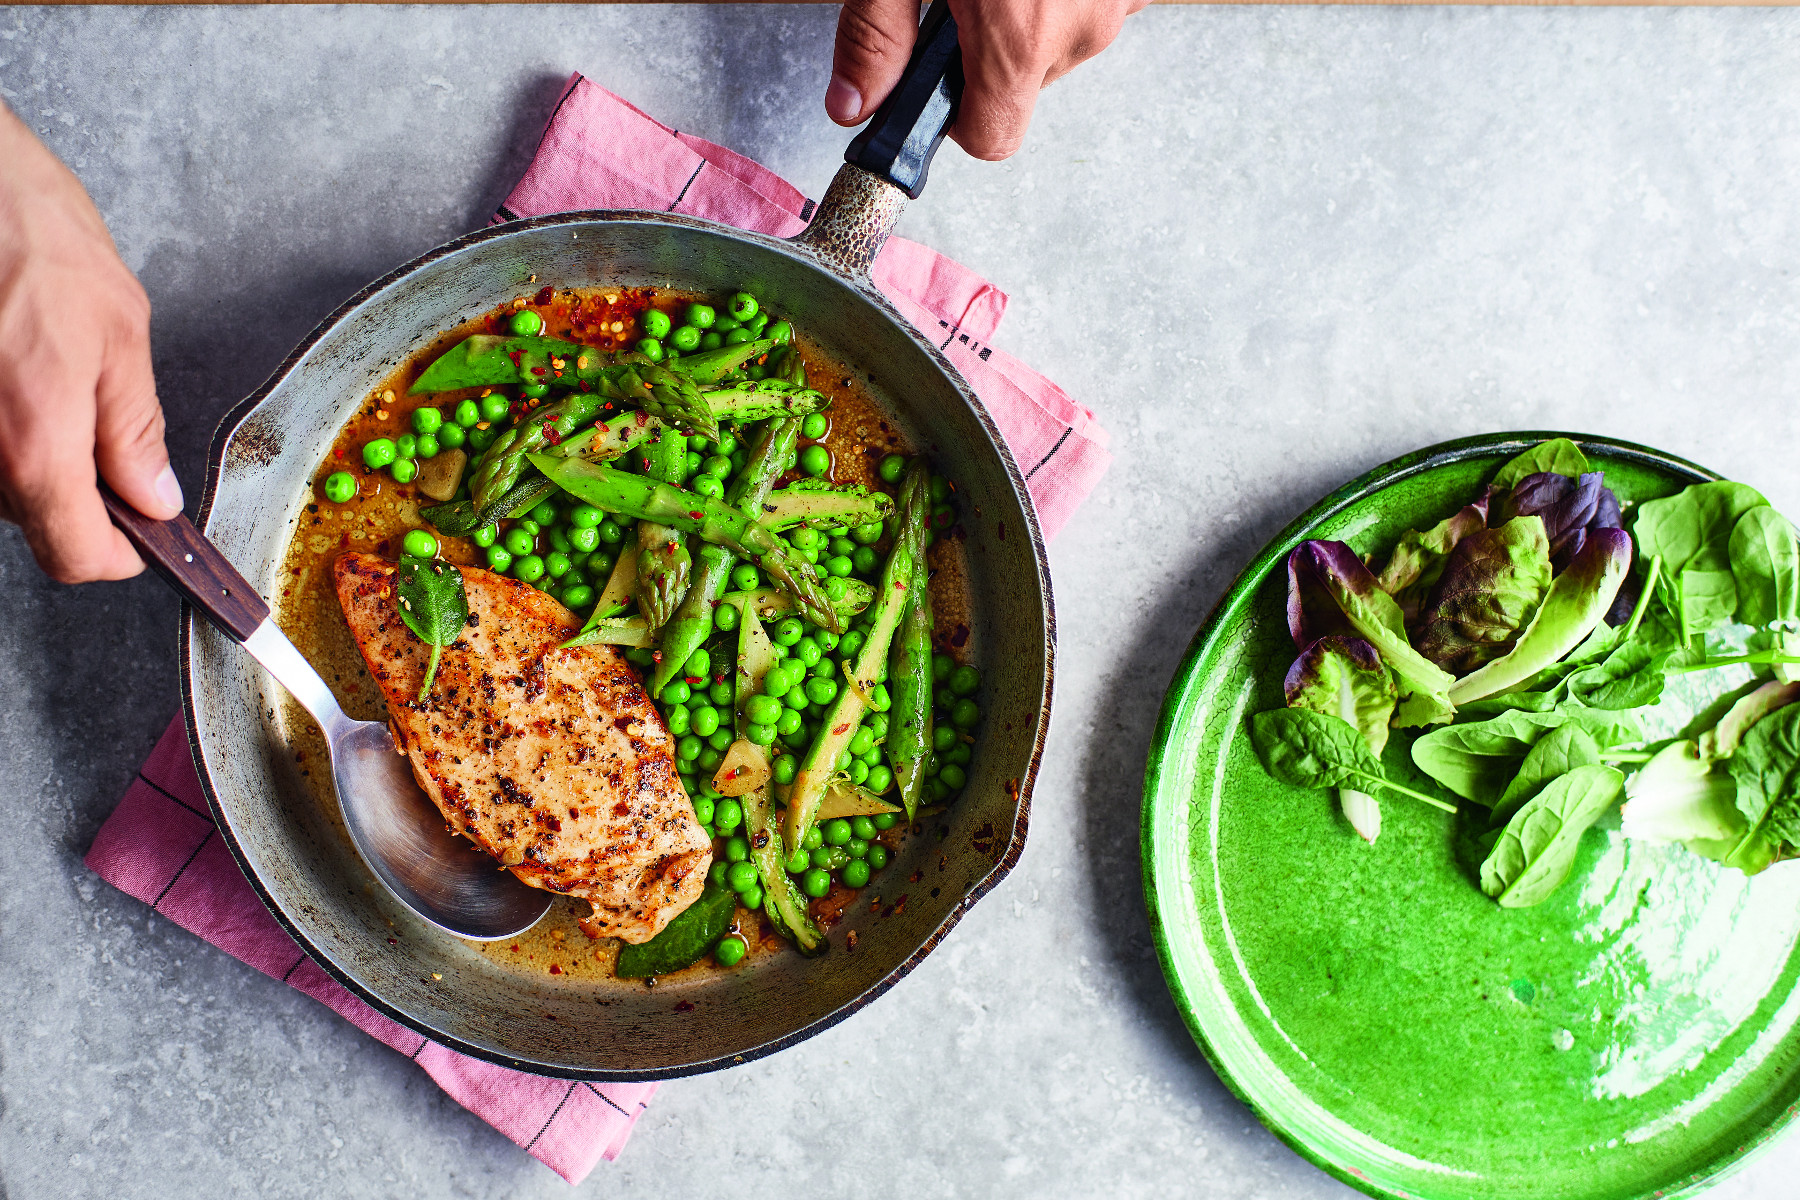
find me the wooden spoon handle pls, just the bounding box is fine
[101,484,270,642]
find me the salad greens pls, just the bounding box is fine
[1250,437,1800,908]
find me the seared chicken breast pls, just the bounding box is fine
[332,552,710,943]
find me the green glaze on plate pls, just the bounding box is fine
[1143,433,1800,1200]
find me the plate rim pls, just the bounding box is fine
[1138,431,1800,1199]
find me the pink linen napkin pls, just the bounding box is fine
[86,75,1110,1186]
[495,73,1112,536]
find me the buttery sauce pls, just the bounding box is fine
[270,285,975,986]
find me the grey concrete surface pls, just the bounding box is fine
[4,5,1800,1197]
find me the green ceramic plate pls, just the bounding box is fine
[1143,432,1800,1200]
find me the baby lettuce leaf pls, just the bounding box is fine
[1284,636,1397,842]
[1728,702,1800,865]
[1287,541,1456,726]
[1478,764,1624,908]
[1498,472,1623,571]
[1411,704,1642,806]
[1249,709,1455,814]
[1699,680,1800,762]
[1491,438,1590,490]
[394,554,469,702]
[1490,723,1602,828]
[1416,516,1553,674]
[1447,529,1631,706]
[1374,498,1491,625]
[1633,480,1768,641]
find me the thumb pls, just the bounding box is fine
[828,0,924,126]
[93,300,183,521]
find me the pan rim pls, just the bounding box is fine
[179,207,1056,1079]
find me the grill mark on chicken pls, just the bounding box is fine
[333,552,710,943]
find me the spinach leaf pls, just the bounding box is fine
[1284,636,1397,841]
[1730,505,1800,630]
[614,884,737,978]
[1416,516,1553,674]
[1728,702,1800,854]
[1490,724,1601,827]
[1249,708,1455,813]
[1632,480,1768,640]
[395,553,470,702]
[1479,764,1624,907]
[1563,636,1674,711]
[1491,438,1590,490]
[1411,704,1642,806]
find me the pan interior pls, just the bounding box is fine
[187,215,1048,1076]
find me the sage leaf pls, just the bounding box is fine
[1479,764,1624,908]
[613,884,736,978]
[394,553,469,702]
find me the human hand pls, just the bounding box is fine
[826,0,1148,161]
[0,104,181,583]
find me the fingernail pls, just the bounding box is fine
[826,74,862,125]
[153,464,185,516]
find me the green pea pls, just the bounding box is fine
[932,654,955,683]
[391,458,419,484]
[322,471,356,503]
[691,705,721,737]
[362,438,398,469]
[798,412,829,441]
[800,868,831,898]
[873,813,899,833]
[720,567,756,598]
[564,526,597,555]
[822,818,852,847]
[952,699,981,729]
[740,884,763,911]
[511,554,544,582]
[485,545,514,571]
[775,708,803,737]
[745,695,783,727]
[745,722,774,746]
[769,320,794,344]
[517,518,541,536]
[839,630,866,659]
[727,292,759,322]
[546,551,573,579]
[713,602,739,633]
[407,433,435,460]
[708,861,730,888]
[436,422,466,450]
[773,617,805,646]
[635,337,665,363]
[395,433,418,460]
[404,405,439,435]
[588,550,615,576]
[801,826,824,852]
[809,657,834,680]
[866,765,894,794]
[793,638,822,668]
[685,302,716,329]
[846,759,868,785]
[449,398,478,427]
[843,522,878,548]
[848,728,875,758]
[708,730,734,755]
[479,393,511,423]
[852,546,878,575]
[809,846,834,870]
[726,839,752,868]
[869,684,890,712]
[509,308,544,336]
[669,324,701,352]
[666,705,691,736]
[784,845,809,874]
[690,795,715,826]
[794,444,828,478]
[720,328,748,345]
[804,677,839,706]
[700,330,722,351]
[714,798,743,833]
[865,713,889,741]
[642,309,672,339]
[868,845,890,869]
[824,555,853,578]
[468,426,498,453]
[693,474,724,500]
[790,527,823,552]
[676,650,705,681]
[872,455,904,485]
[948,666,982,697]
[939,763,967,790]
[714,935,747,967]
[597,519,624,545]
[557,583,593,611]
[773,754,799,786]
[626,646,655,666]
[401,529,438,558]
[500,528,532,557]
[747,313,770,336]
[933,725,959,753]
[676,735,703,763]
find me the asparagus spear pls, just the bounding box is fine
[743,786,824,954]
[419,474,555,539]
[782,538,914,850]
[632,428,693,631]
[524,452,836,633]
[718,581,874,622]
[648,419,800,696]
[563,581,874,655]
[467,390,610,511]
[757,481,894,531]
[887,464,934,819]
[408,333,779,393]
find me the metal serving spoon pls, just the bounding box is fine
[103,486,552,940]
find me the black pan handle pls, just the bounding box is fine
[101,483,270,642]
[844,0,963,200]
